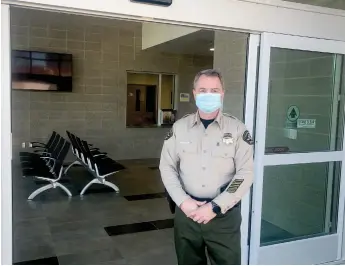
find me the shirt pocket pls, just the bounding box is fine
[180,142,198,154]
[211,146,235,175]
[212,144,235,158]
[178,142,198,173]
[212,148,234,159]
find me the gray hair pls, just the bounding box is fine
[193,69,224,89]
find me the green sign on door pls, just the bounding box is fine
[287,105,300,122]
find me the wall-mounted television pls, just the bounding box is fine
[11,50,73,92]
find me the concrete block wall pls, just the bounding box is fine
[262,48,343,238]
[10,8,213,162]
[213,31,249,121]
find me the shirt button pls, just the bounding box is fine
[203,150,207,153]
[202,185,205,187]
[202,167,206,170]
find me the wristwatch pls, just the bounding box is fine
[211,201,221,214]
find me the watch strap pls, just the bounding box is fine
[211,201,221,214]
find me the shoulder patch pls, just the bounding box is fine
[242,130,254,145]
[165,129,173,140]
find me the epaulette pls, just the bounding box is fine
[181,113,195,119]
[173,113,195,124]
[223,113,239,120]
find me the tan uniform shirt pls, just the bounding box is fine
[159,111,254,214]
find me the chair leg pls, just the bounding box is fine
[80,178,99,196]
[56,182,72,197]
[64,160,82,175]
[28,184,54,200]
[104,180,120,193]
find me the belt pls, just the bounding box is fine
[188,194,241,210]
[166,182,241,214]
[187,182,232,203]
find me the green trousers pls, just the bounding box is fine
[174,205,241,265]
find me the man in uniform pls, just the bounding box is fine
[159,69,254,265]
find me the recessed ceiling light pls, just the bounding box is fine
[210,48,214,51]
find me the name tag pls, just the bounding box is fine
[180,141,191,144]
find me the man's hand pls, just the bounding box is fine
[188,203,216,224]
[180,198,206,216]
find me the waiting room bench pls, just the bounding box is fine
[20,133,72,200]
[65,131,125,196]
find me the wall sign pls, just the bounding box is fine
[287,105,300,122]
[297,119,316,129]
[130,0,172,6]
[179,93,190,102]
[285,120,297,129]
[265,146,290,154]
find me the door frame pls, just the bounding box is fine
[242,33,260,265]
[249,32,345,265]
[1,4,13,265]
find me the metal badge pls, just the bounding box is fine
[222,133,233,145]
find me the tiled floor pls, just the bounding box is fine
[13,158,295,265]
[13,159,177,265]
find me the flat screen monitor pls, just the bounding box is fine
[11,50,73,92]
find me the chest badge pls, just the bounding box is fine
[222,133,233,145]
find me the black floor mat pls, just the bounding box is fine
[124,192,166,201]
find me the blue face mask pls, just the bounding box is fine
[195,93,222,114]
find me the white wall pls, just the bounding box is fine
[2,0,345,42]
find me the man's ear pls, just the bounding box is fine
[192,89,197,99]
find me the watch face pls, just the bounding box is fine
[212,202,221,214]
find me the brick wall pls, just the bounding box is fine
[10,8,213,161]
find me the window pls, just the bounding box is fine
[126,72,176,127]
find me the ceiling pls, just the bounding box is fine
[283,0,345,10]
[147,0,345,57]
[147,29,215,57]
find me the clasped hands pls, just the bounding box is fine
[180,198,216,224]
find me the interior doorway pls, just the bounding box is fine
[2,1,345,264]
[4,5,254,265]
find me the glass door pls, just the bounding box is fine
[249,33,345,265]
